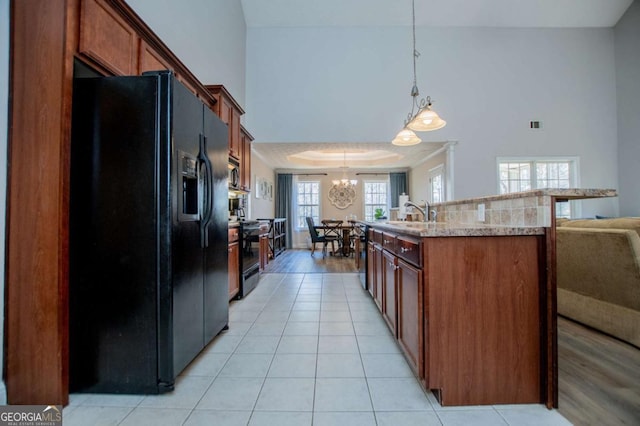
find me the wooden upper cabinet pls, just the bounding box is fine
[138,39,172,75]
[240,126,253,191]
[79,0,138,75]
[205,85,244,161]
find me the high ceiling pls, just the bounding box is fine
[252,142,447,171]
[241,0,633,29]
[241,0,633,170]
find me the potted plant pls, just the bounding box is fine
[374,208,386,220]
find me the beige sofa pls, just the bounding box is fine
[556,218,640,348]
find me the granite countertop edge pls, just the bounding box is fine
[363,221,546,237]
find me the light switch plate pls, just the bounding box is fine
[477,203,485,222]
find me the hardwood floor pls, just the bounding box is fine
[558,316,640,425]
[263,249,640,424]
[263,248,358,273]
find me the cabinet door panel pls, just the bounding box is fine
[240,129,252,191]
[374,245,384,311]
[397,258,423,379]
[79,0,138,75]
[229,108,241,160]
[259,234,269,271]
[138,40,171,74]
[382,250,397,335]
[228,241,240,300]
[367,242,376,299]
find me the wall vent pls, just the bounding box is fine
[530,121,541,129]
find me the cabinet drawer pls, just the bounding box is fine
[396,235,422,268]
[382,232,397,253]
[372,229,383,245]
[228,227,239,243]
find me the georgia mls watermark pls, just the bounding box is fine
[0,405,62,426]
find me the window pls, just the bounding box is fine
[363,181,389,221]
[429,165,445,203]
[295,181,320,228]
[498,158,579,218]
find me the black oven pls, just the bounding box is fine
[238,221,261,298]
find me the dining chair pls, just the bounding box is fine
[305,217,338,258]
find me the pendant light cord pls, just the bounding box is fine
[412,0,418,91]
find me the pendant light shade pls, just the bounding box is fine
[407,103,447,131]
[392,128,422,146]
[391,0,446,144]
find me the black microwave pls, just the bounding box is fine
[228,162,239,189]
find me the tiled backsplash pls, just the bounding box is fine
[401,189,615,228]
[433,195,553,227]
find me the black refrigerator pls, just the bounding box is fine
[69,71,228,394]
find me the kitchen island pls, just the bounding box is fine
[363,189,616,408]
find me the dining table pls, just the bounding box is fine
[317,220,355,256]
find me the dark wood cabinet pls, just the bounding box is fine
[397,257,423,379]
[228,228,240,300]
[425,236,542,406]
[138,39,171,74]
[367,241,376,299]
[206,85,244,161]
[373,243,384,311]
[7,0,230,405]
[240,126,253,191]
[259,234,269,272]
[364,224,546,407]
[382,249,397,335]
[79,0,138,75]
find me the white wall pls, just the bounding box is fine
[615,0,640,216]
[0,0,9,404]
[249,152,275,220]
[127,0,247,107]
[285,171,385,248]
[246,26,620,217]
[409,152,446,205]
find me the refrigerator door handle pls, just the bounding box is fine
[198,135,213,248]
[202,135,214,228]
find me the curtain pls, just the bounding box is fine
[389,172,407,208]
[276,173,293,248]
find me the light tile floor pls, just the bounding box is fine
[64,273,572,425]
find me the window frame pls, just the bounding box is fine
[496,156,581,218]
[294,179,321,230]
[428,164,446,204]
[362,178,390,221]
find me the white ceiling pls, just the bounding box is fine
[241,0,633,29]
[242,0,632,170]
[252,141,447,171]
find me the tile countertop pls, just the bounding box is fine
[365,188,617,237]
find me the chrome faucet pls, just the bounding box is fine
[404,201,430,222]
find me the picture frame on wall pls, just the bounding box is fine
[255,176,262,199]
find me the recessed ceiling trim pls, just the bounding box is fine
[252,141,448,170]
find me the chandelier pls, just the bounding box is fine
[392,0,446,146]
[332,151,357,187]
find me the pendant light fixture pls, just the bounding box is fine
[392,0,446,146]
[332,151,357,187]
